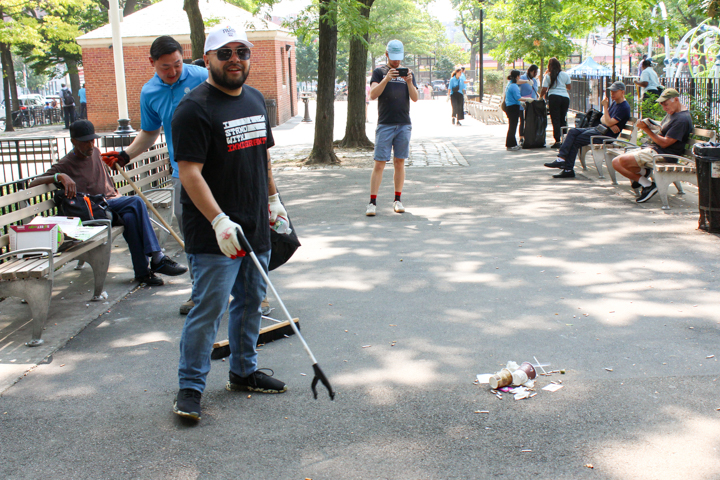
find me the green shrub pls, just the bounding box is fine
[483,71,505,96]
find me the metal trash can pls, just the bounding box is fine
[265,99,277,127]
[694,154,720,233]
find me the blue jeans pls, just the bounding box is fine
[178,250,270,393]
[106,196,160,277]
[558,127,608,169]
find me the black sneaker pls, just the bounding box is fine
[553,169,575,178]
[544,159,565,169]
[135,272,164,286]
[550,142,562,149]
[173,388,202,420]
[636,183,658,203]
[227,369,287,394]
[151,256,188,276]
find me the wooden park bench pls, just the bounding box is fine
[650,128,716,210]
[0,182,123,346]
[559,117,639,179]
[597,126,715,209]
[468,94,505,124]
[0,143,174,346]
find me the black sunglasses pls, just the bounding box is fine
[212,47,251,61]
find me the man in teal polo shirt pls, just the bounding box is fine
[102,35,208,314]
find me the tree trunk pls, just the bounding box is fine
[306,0,339,165]
[338,0,374,149]
[1,43,15,132]
[184,0,205,61]
[123,0,139,16]
[66,58,81,103]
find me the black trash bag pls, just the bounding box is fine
[268,193,301,271]
[522,99,548,149]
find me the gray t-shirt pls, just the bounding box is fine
[650,110,694,156]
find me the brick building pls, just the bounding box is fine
[76,0,297,132]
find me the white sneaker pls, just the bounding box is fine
[366,203,376,216]
[393,200,405,213]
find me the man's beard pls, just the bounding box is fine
[210,61,250,90]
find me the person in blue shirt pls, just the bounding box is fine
[102,35,208,240]
[78,84,87,120]
[449,68,466,125]
[544,81,631,178]
[505,70,534,150]
[101,36,208,309]
[518,65,539,146]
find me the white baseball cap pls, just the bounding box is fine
[204,24,254,53]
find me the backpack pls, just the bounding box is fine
[62,89,74,106]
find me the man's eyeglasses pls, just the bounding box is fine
[211,48,251,61]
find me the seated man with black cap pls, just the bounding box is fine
[544,81,631,178]
[30,120,188,285]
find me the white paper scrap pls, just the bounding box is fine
[542,383,564,392]
[476,374,493,384]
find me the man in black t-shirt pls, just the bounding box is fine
[612,88,694,204]
[366,39,418,217]
[170,24,288,421]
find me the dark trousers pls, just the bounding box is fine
[519,109,525,137]
[79,102,87,120]
[505,104,521,147]
[63,106,75,128]
[558,127,608,169]
[547,95,570,143]
[107,196,161,278]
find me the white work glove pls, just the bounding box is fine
[211,213,245,259]
[268,193,287,223]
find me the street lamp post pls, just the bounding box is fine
[108,0,135,135]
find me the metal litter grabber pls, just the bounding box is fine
[236,230,335,400]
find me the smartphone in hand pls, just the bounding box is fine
[396,67,409,77]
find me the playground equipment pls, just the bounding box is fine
[650,5,720,79]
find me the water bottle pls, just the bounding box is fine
[270,215,292,235]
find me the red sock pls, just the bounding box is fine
[370,195,377,205]
[394,192,401,202]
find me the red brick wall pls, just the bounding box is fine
[82,39,295,133]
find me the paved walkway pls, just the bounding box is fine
[1,98,719,479]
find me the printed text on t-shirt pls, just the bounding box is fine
[224,115,267,152]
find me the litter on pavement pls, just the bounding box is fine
[475,359,566,401]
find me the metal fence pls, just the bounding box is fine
[569,75,720,124]
[0,133,165,185]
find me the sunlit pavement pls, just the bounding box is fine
[1,99,719,479]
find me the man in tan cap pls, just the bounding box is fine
[612,88,694,203]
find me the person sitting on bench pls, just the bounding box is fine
[611,88,694,204]
[29,120,188,286]
[544,81,631,178]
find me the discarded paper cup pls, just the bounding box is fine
[511,370,528,386]
[489,368,513,389]
[518,361,537,379]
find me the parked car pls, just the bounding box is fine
[432,80,447,92]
